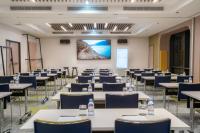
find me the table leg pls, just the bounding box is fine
[0,99,4,133]
[190,97,194,131]
[163,89,166,108]
[25,89,28,113]
[144,80,146,92]
[41,80,48,104]
[136,77,138,90]
[57,101,60,109]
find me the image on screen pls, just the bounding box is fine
[77,40,111,60]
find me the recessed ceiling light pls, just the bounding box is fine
[104,23,108,28]
[46,23,51,27]
[31,0,36,3]
[113,26,117,32]
[153,0,159,3]
[84,26,87,31]
[176,11,180,14]
[86,0,89,5]
[131,0,136,3]
[124,27,129,32]
[60,26,67,31]
[69,23,73,27]
[94,23,97,28]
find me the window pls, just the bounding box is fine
[116,48,128,69]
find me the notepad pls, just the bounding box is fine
[121,115,147,121]
[57,116,82,122]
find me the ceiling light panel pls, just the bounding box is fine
[11,0,162,4]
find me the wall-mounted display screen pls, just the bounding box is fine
[77,40,111,60]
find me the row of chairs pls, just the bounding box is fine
[34,118,170,133]
[78,75,116,83]
[60,93,138,109]
[69,83,125,92]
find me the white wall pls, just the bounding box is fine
[41,37,149,75]
[0,23,28,75]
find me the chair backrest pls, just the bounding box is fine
[103,83,125,91]
[141,72,154,77]
[20,73,30,76]
[144,68,153,72]
[105,94,138,108]
[78,76,93,83]
[0,76,13,84]
[164,72,171,76]
[178,83,200,101]
[130,69,139,72]
[71,83,94,92]
[34,119,91,133]
[99,76,116,83]
[99,72,110,76]
[51,70,57,74]
[41,72,48,77]
[19,76,37,89]
[0,83,10,92]
[81,72,93,76]
[60,94,94,109]
[177,76,192,83]
[154,76,171,88]
[134,70,144,74]
[115,118,171,133]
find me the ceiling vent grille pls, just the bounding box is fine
[67,6,108,11]
[123,6,164,11]
[52,32,73,34]
[10,6,52,11]
[110,32,131,34]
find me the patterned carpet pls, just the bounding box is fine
[1,78,200,133]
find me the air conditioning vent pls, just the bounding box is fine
[10,6,52,11]
[123,6,164,11]
[67,6,108,11]
[52,32,73,34]
[110,32,131,34]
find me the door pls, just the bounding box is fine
[6,40,21,75]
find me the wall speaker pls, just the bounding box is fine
[118,39,128,44]
[60,39,70,44]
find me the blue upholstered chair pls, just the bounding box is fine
[177,75,192,83]
[99,76,116,83]
[141,72,154,83]
[71,83,94,92]
[0,76,13,83]
[19,76,37,90]
[41,72,48,77]
[105,94,138,108]
[20,73,30,76]
[154,76,171,88]
[115,118,171,133]
[34,119,91,133]
[78,76,93,83]
[102,83,125,91]
[0,84,10,109]
[60,94,94,109]
[99,72,110,76]
[178,83,200,106]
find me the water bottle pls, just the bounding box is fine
[189,76,192,83]
[88,99,95,116]
[88,83,93,92]
[147,98,154,115]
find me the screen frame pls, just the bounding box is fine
[76,39,112,60]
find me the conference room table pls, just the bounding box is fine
[36,77,50,103]
[20,108,190,133]
[142,76,177,92]
[75,74,122,81]
[65,82,132,90]
[181,91,200,131]
[0,92,12,133]
[159,83,179,108]
[52,91,150,109]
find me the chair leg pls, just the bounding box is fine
[176,101,179,116]
[19,97,22,117]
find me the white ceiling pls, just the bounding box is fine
[0,0,200,37]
